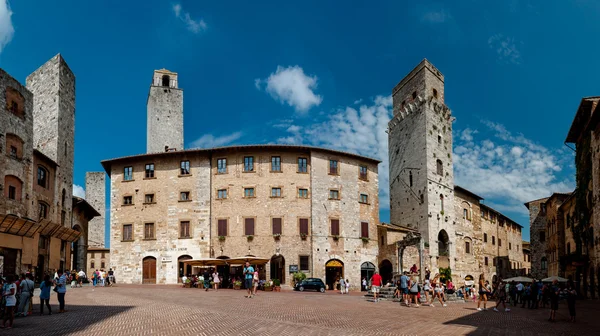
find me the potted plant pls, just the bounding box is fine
[247,235,254,241]
[300,233,307,240]
[218,235,226,241]
[233,280,242,290]
[332,235,340,241]
[361,237,369,243]
[263,281,273,291]
[273,233,281,240]
[293,271,306,286]
[273,279,281,292]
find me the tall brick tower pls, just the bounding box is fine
[147,69,183,153]
[388,59,455,273]
[26,54,76,228]
[85,172,105,247]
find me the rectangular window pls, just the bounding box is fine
[493,258,496,266]
[540,231,545,242]
[271,187,282,197]
[8,186,16,200]
[499,238,502,247]
[38,202,48,219]
[217,158,227,174]
[360,194,368,204]
[329,160,338,175]
[144,194,154,204]
[465,241,471,254]
[484,233,488,242]
[180,191,190,201]
[144,223,155,239]
[180,221,191,238]
[509,243,512,250]
[299,218,309,235]
[91,252,95,258]
[361,222,369,238]
[330,219,340,236]
[124,166,133,181]
[244,188,255,198]
[123,224,133,241]
[123,196,133,205]
[217,189,228,199]
[272,218,282,235]
[37,167,48,188]
[244,156,254,172]
[244,218,255,236]
[61,210,66,226]
[217,219,228,236]
[298,157,308,173]
[298,188,308,198]
[329,189,340,200]
[271,156,281,172]
[492,236,496,245]
[9,146,17,158]
[145,163,155,178]
[180,161,190,175]
[485,257,489,266]
[101,252,105,258]
[299,256,309,271]
[359,165,368,180]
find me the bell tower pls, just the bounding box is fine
[147,69,184,153]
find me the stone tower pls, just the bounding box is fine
[26,54,76,228]
[388,59,455,273]
[147,69,183,153]
[86,172,105,247]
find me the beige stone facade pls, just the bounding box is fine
[87,247,111,275]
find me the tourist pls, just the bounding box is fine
[399,271,409,306]
[493,281,510,312]
[362,277,367,291]
[566,279,577,323]
[530,280,539,309]
[78,270,86,287]
[39,274,52,315]
[409,264,418,274]
[549,280,560,322]
[17,273,34,317]
[339,278,346,294]
[516,281,524,304]
[203,269,211,291]
[430,274,446,307]
[510,281,518,306]
[423,277,432,304]
[252,269,259,296]
[213,270,220,291]
[370,271,382,302]
[345,279,350,294]
[476,274,487,311]
[181,274,188,287]
[92,269,98,287]
[457,286,464,299]
[409,276,420,307]
[56,269,68,313]
[108,268,115,286]
[424,267,431,280]
[521,283,531,308]
[446,279,455,294]
[101,269,106,287]
[2,275,16,329]
[394,280,402,299]
[243,262,255,298]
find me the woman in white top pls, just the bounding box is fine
[345,279,350,294]
[212,271,220,291]
[423,278,432,305]
[2,275,17,329]
[430,274,447,307]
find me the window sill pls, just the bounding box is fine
[359,178,369,182]
[178,174,192,177]
[143,177,157,180]
[143,202,156,205]
[328,198,340,201]
[243,196,256,199]
[298,197,309,199]
[122,203,134,206]
[179,236,193,239]
[178,199,192,202]
[270,170,283,173]
[297,171,309,174]
[121,240,134,242]
[270,196,283,199]
[216,197,228,200]
[122,179,135,183]
[242,171,256,173]
[328,173,340,176]
[143,238,157,241]
[216,171,228,175]
[359,202,370,205]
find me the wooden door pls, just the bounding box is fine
[142,257,156,284]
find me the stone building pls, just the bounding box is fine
[386,59,528,285]
[147,69,183,154]
[102,70,380,287]
[72,196,101,272]
[525,197,549,279]
[0,55,82,278]
[85,172,106,248]
[87,247,110,275]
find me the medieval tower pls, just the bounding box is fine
[85,172,106,247]
[388,59,456,273]
[146,69,184,153]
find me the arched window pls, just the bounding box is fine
[409,171,413,187]
[162,75,170,87]
[5,133,24,159]
[91,261,95,269]
[433,88,438,98]
[4,175,23,200]
[436,160,443,176]
[38,202,49,220]
[440,194,444,212]
[463,208,469,220]
[541,257,547,270]
[420,193,424,204]
[37,165,49,188]
[465,241,471,254]
[62,189,66,207]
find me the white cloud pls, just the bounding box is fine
[189,132,242,148]
[422,9,451,23]
[172,3,206,34]
[488,34,523,65]
[276,95,393,209]
[0,0,14,54]
[73,185,86,199]
[256,65,322,113]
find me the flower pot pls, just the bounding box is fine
[274,286,281,292]
[233,285,241,290]
[264,286,273,291]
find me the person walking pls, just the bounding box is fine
[243,262,255,298]
[339,278,346,294]
[430,274,446,307]
[399,271,409,306]
[362,277,367,291]
[516,281,524,304]
[423,277,432,304]
[345,279,350,294]
[56,269,68,313]
[108,269,115,286]
[493,281,510,312]
[1,275,16,329]
[409,276,420,307]
[77,270,86,288]
[213,270,220,291]
[566,279,577,323]
[17,273,34,317]
[39,275,52,315]
[252,269,259,296]
[477,274,488,311]
[370,271,382,302]
[203,269,211,291]
[549,280,560,322]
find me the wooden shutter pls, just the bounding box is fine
[299,218,309,235]
[245,218,255,235]
[218,219,227,236]
[361,222,369,238]
[330,219,340,236]
[272,218,282,235]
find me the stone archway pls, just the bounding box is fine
[438,230,450,268]
[178,255,192,283]
[71,225,84,272]
[379,260,393,285]
[270,255,285,284]
[360,262,376,291]
[325,259,344,290]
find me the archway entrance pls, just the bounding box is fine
[379,260,393,285]
[325,259,344,291]
[270,255,285,284]
[215,256,230,287]
[361,262,376,290]
[178,255,192,283]
[438,230,450,268]
[142,257,157,284]
[71,225,83,272]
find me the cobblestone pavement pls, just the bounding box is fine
[3,285,599,335]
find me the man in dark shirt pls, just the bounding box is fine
[203,269,211,291]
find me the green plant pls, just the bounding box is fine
[439,267,452,282]
[273,233,281,239]
[247,235,254,241]
[234,280,242,286]
[440,210,445,216]
[263,282,272,288]
[424,242,430,248]
[218,235,226,241]
[293,272,306,283]
[332,235,340,240]
[361,237,369,243]
[273,279,281,286]
[300,233,307,239]
[210,281,214,286]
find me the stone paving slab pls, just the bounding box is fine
[2,285,598,335]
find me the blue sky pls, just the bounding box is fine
[2,1,599,244]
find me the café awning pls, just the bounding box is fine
[227,256,270,266]
[183,258,229,267]
[0,213,81,242]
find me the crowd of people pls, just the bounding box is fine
[180,263,264,298]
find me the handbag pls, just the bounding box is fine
[53,286,59,293]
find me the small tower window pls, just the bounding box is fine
[401,100,405,109]
[440,194,444,212]
[438,135,442,144]
[162,75,170,87]
[436,159,443,176]
[409,171,413,187]
[433,88,438,98]
[412,91,417,99]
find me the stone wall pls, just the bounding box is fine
[453,189,483,282]
[87,248,110,275]
[527,198,549,279]
[72,203,89,272]
[86,172,105,247]
[146,70,183,153]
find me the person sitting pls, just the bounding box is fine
[457,286,465,298]
[446,280,455,294]
[409,264,418,274]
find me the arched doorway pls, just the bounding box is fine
[438,230,450,268]
[178,255,192,283]
[379,260,393,285]
[270,255,285,284]
[325,259,344,291]
[361,262,376,290]
[215,256,231,287]
[71,225,83,272]
[142,257,157,284]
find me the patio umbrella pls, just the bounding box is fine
[227,256,270,266]
[183,258,229,267]
[541,276,568,283]
[502,276,534,283]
